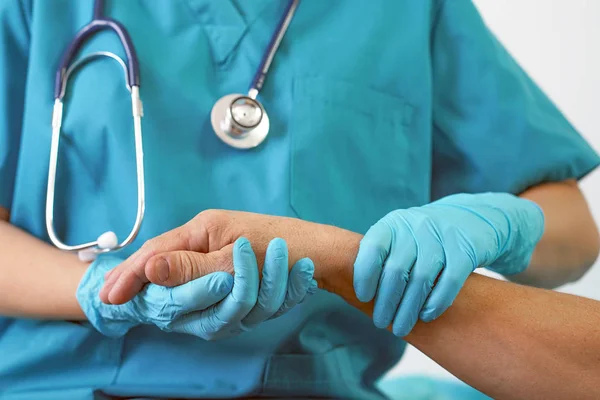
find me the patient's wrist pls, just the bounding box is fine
[306,223,363,307]
[262,215,365,308]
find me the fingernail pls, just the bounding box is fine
[155,258,170,282]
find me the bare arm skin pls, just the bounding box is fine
[103,207,600,400]
[0,209,87,319]
[317,226,600,400]
[2,179,594,318]
[516,180,600,288]
[3,200,600,399]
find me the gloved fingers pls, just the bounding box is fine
[300,278,319,303]
[270,257,315,319]
[167,308,220,338]
[372,234,417,329]
[204,238,259,324]
[170,272,234,316]
[419,264,472,323]
[144,246,234,287]
[168,238,260,340]
[354,220,394,302]
[392,233,445,337]
[420,234,476,322]
[100,224,197,304]
[241,238,289,329]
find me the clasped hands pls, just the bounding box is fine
[78,193,544,339]
[78,211,319,339]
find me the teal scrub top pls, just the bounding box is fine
[0,1,598,399]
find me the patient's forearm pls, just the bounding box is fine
[311,225,600,400]
[408,275,599,400]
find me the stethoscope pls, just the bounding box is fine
[212,0,299,149]
[46,0,299,260]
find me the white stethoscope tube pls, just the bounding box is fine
[46,0,299,258]
[46,52,145,261]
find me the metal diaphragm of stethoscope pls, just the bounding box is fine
[46,0,299,260]
[211,0,299,149]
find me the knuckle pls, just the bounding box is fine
[180,252,197,282]
[140,240,157,256]
[198,209,227,230]
[197,208,219,222]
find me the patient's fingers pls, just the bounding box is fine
[100,222,208,303]
[106,246,234,305]
[146,246,235,286]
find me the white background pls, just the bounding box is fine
[386,0,600,380]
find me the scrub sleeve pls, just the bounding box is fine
[0,0,30,210]
[430,0,600,200]
[0,3,125,398]
[421,1,599,399]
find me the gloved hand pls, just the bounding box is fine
[77,237,316,339]
[175,237,317,340]
[354,192,544,337]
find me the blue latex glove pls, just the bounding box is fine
[77,237,316,339]
[354,192,544,337]
[171,237,318,340]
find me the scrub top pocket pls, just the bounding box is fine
[290,77,418,234]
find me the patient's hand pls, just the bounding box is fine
[100,210,319,305]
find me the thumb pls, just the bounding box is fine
[171,272,234,315]
[145,245,234,287]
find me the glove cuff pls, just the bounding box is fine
[76,256,141,338]
[433,192,545,276]
[486,194,545,275]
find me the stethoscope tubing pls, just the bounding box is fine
[249,0,300,97]
[46,0,300,257]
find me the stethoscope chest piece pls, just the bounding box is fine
[211,94,270,149]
